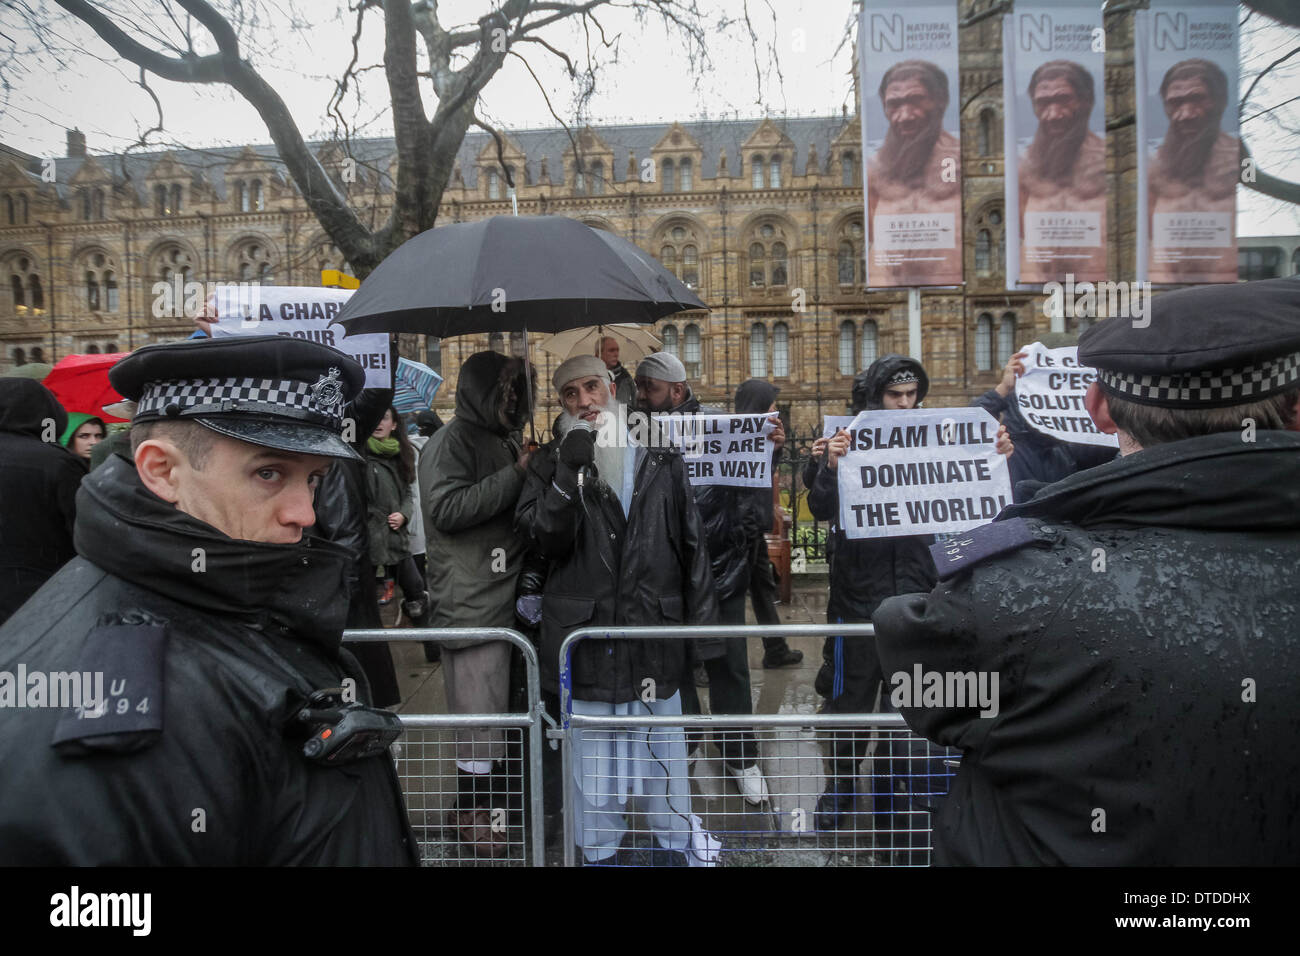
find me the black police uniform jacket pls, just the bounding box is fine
[0,456,418,865]
[873,431,1300,865]
[514,433,719,702]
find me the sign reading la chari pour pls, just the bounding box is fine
[209,285,393,388]
[837,407,1012,538]
[1014,342,1119,448]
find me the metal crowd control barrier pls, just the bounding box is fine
[344,628,546,867]
[559,624,958,868]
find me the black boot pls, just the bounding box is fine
[815,773,858,831]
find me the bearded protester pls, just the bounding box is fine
[516,355,718,865]
[1148,58,1240,283]
[635,353,770,806]
[734,379,802,669]
[0,336,417,864]
[804,355,1012,861]
[420,350,535,857]
[866,59,962,285]
[0,377,84,626]
[1017,60,1107,282]
[973,333,1116,502]
[875,278,1300,865]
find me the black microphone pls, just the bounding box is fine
[568,419,596,489]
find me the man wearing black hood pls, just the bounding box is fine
[733,379,802,668]
[420,350,535,856]
[0,378,84,625]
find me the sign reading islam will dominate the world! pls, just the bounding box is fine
[837,408,1012,539]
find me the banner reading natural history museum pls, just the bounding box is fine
[858,1,963,288]
[1003,2,1108,288]
[1136,0,1240,284]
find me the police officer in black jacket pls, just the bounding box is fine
[875,278,1300,865]
[0,336,417,865]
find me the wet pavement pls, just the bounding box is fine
[377,571,939,865]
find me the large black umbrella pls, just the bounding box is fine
[333,215,707,337]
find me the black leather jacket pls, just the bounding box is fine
[0,456,417,865]
[514,431,718,701]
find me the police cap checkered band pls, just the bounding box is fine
[135,372,346,428]
[1096,349,1300,408]
[887,369,919,387]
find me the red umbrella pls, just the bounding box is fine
[42,352,133,423]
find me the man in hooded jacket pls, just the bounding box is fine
[0,378,84,625]
[0,336,417,864]
[420,350,534,854]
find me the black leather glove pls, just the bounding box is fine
[559,425,597,469]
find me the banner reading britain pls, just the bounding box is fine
[858,1,963,288]
[1003,2,1109,288]
[1136,0,1240,284]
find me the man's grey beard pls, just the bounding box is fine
[556,405,627,496]
[874,112,944,184]
[1155,118,1221,184]
[1025,115,1089,183]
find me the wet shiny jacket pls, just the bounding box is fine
[0,456,418,864]
[874,431,1300,865]
[514,428,718,701]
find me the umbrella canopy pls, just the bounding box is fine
[42,352,133,423]
[538,323,662,365]
[393,357,443,413]
[333,215,707,338]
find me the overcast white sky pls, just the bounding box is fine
[1,0,1296,234]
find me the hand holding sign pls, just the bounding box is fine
[996,351,1029,399]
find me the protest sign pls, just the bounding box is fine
[823,415,855,438]
[209,285,392,388]
[837,407,1012,539]
[654,412,775,487]
[1014,341,1119,448]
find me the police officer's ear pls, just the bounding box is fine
[1083,381,1119,436]
[135,439,185,505]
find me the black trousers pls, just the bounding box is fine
[747,535,792,654]
[680,590,758,769]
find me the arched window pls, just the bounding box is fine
[842,151,856,187]
[86,344,100,354]
[155,244,195,287]
[11,347,25,366]
[750,323,767,378]
[82,251,119,313]
[770,242,788,286]
[749,242,766,287]
[773,322,789,377]
[86,270,100,311]
[838,320,855,375]
[105,341,117,354]
[998,313,1017,366]
[573,163,586,196]
[838,241,856,285]
[751,155,765,190]
[975,230,992,275]
[171,184,183,215]
[589,161,604,196]
[978,109,994,157]
[28,276,43,312]
[233,240,276,285]
[487,168,500,200]
[250,180,263,212]
[488,331,505,353]
[236,180,248,212]
[683,324,702,378]
[975,313,993,370]
[509,330,527,356]
[6,255,43,314]
[3,195,12,225]
[93,189,105,221]
[81,189,93,221]
[661,324,679,357]
[662,158,675,193]
[105,272,118,311]
[769,155,782,189]
[30,346,44,364]
[154,184,168,217]
[18,195,28,224]
[679,157,692,192]
[861,320,878,369]
[660,245,677,275]
[681,245,699,289]
[10,274,23,310]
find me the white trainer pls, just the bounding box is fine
[726,764,769,806]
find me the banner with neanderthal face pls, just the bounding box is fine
[1002,3,1108,288]
[858,2,962,288]
[1136,0,1239,284]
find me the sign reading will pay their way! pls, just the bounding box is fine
[657,413,775,487]
[1014,342,1119,448]
[838,407,1012,538]
[209,285,392,388]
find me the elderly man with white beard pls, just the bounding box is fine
[514,354,719,866]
